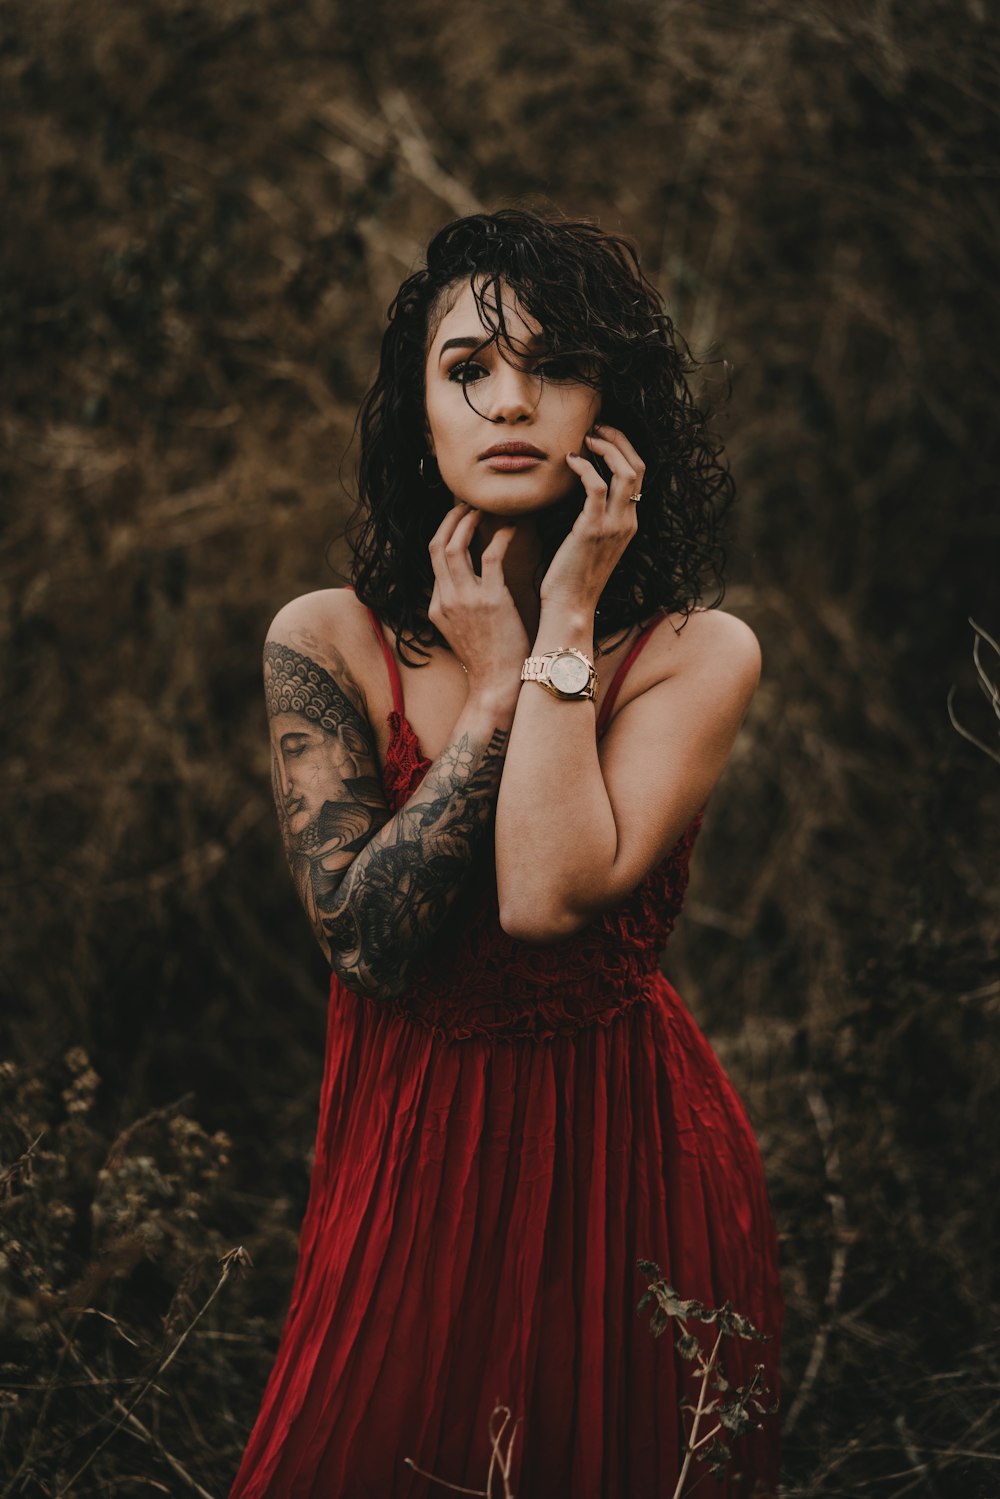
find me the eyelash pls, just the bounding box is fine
[447,358,577,385]
[448,361,486,385]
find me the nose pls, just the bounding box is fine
[275,750,295,806]
[485,363,535,424]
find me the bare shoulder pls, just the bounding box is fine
[628,605,761,717]
[265,586,369,651]
[599,605,760,743]
[264,587,383,712]
[674,610,760,727]
[263,584,377,674]
[638,605,759,679]
[680,606,760,679]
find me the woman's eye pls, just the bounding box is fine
[535,356,579,381]
[448,361,487,385]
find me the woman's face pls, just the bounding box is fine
[423,278,601,516]
[270,713,342,841]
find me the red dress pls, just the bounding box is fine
[231,609,783,1499]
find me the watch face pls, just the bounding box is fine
[549,652,590,694]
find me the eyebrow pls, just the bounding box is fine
[437,333,545,363]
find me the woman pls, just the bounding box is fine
[231,210,783,1498]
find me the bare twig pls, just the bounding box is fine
[401,1467,485,1497]
[483,1403,520,1499]
[893,1411,942,1498]
[947,686,1000,766]
[404,1399,521,1498]
[100,1096,196,1172]
[947,617,1000,766]
[373,85,482,218]
[784,1087,850,1433]
[72,1307,142,1348]
[51,1247,251,1497]
[58,1335,217,1499]
[0,1130,45,1199]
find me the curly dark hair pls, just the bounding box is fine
[348,208,733,662]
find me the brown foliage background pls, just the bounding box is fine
[1,0,998,1493]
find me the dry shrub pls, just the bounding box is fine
[1,0,998,1492]
[0,1049,285,1493]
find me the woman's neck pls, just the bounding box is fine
[472,512,545,642]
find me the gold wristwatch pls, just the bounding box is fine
[520,647,599,701]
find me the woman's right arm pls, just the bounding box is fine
[265,622,515,1001]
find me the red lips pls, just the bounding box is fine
[478,442,546,459]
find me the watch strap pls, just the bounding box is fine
[520,654,553,681]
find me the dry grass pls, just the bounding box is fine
[1,0,998,1492]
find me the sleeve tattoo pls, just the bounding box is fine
[264,640,508,999]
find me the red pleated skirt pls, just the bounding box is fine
[229,970,783,1498]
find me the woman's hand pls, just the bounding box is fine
[428,502,531,704]
[539,423,645,617]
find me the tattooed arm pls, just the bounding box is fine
[264,607,516,1001]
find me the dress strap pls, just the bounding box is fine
[362,603,405,717]
[596,609,671,738]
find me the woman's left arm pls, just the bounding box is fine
[494,426,761,942]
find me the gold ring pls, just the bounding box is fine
[628,492,642,503]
